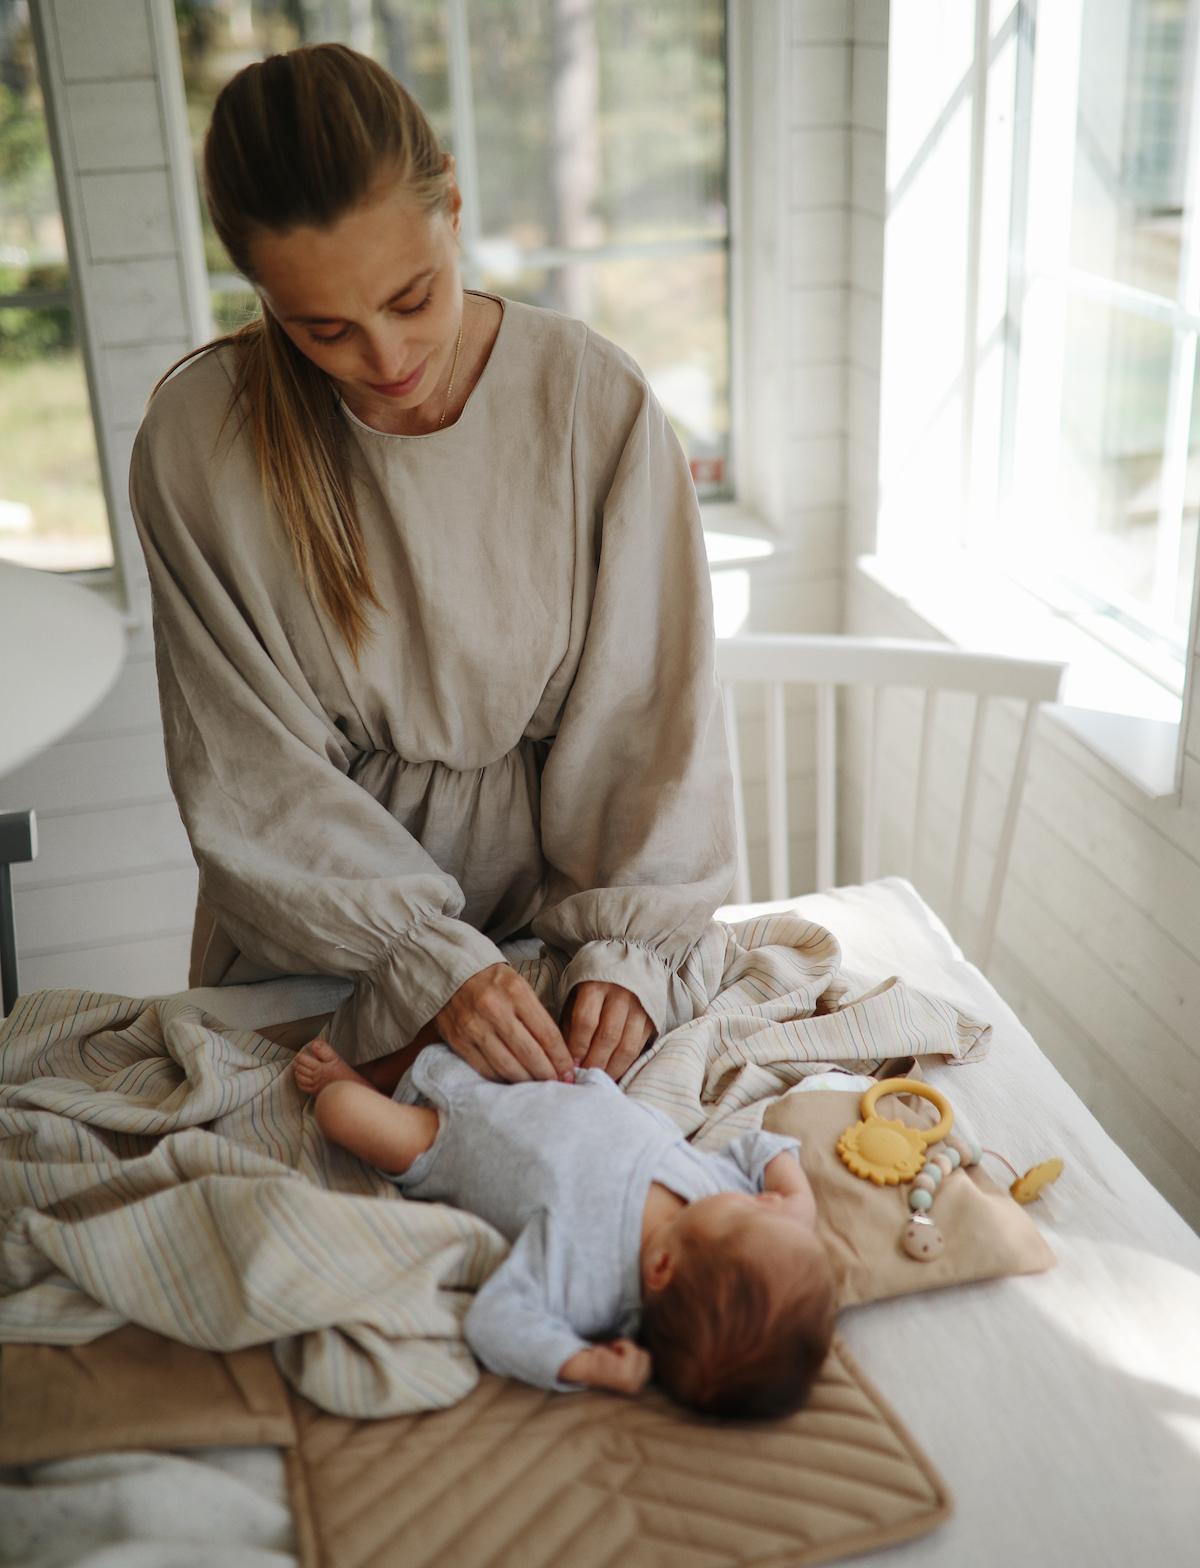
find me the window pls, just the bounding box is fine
[999,0,1199,695]
[174,0,732,496]
[0,0,110,573]
[876,0,1200,725]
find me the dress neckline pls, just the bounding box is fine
[336,288,508,441]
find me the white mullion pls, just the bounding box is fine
[1045,266,1200,335]
[959,0,991,547]
[445,0,483,289]
[1152,17,1200,627]
[1152,330,1197,627]
[1010,0,1083,528]
[477,235,726,271]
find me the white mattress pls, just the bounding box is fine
[4,878,1198,1567]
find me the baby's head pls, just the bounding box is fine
[639,1191,836,1419]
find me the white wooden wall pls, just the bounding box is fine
[843,0,1200,1230]
[720,0,860,898]
[8,0,208,995]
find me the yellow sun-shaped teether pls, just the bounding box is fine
[837,1118,928,1185]
[1010,1157,1063,1205]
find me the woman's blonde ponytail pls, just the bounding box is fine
[151,44,454,663]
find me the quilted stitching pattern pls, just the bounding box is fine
[288,1337,951,1568]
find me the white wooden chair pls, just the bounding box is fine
[715,635,1067,971]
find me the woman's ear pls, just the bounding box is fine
[445,179,463,237]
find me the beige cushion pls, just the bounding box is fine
[0,1325,294,1465]
[764,1089,1056,1307]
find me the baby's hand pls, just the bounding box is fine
[763,1149,808,1196]
[763,1150,819,1226]
[558,1338,652,1395]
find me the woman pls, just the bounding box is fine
[130,43,735,1087]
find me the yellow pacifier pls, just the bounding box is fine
[836,1078,953,1186]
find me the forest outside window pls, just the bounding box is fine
[0,0,110,574]
[176,0,733,499]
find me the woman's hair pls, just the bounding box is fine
[640,1233,837,1420]
[150,44,455,661]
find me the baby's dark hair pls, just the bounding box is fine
[640,1232,837,1419]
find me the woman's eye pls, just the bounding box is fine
[309,293,431,345]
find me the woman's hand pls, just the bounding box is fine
[434,963,575,1083]
[563,981,655,1078]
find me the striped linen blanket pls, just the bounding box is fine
[0,912,988,1418]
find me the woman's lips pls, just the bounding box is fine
[369,358,427,397]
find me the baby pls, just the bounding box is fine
[295,1039,837,1418]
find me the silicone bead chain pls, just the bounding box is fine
[907,1133,981,1214]
[902,1133,982,1261]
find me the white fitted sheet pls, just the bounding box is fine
[3,877,1197,1567]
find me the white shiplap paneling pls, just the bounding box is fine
[791,43,851,127]
[64,79,164,171]
[52,0,155,81]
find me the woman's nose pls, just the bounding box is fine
[361,325,409,381]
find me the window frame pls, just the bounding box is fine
[998,0,1200,675]
[869,0,1200,800]
[198,0,740,507]
[19,0,769,608]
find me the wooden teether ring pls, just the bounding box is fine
[859,1078,953,1145]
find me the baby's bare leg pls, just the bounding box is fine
[315,1080,439,1175]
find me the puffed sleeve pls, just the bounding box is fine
[530,342,737,1039]
[128,353,507,1060]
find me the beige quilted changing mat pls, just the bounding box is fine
[2,1328,950,1568]
[287,1335,950,1568]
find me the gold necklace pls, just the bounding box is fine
[438,311,466,429]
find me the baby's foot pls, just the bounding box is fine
[293,1038,371,1096]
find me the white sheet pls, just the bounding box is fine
[748,880,1200,1564]
[4,877,1198,1567]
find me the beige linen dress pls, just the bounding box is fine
[128,292,736,1062]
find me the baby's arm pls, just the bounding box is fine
[763,1148,808,1196]
[763,1149,819,1226]
[558,1339,652,1395]
[466,1216,641,1393]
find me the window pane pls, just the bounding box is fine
[1069,0,1196,299]
[1008,295,1197,651]
[469,0,727,250]
[485,247,729,492]
[0,336,110,569]
[0,4,110,572]
[175,1,730,493]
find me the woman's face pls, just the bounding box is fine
[249,178,464,429]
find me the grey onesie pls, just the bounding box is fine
[383,1046,801,1390]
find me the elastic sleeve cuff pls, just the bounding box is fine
[351,914,509,1060]
[735,1130,803,1189]
[558,938,672,1038]
[546,1333,597,1391]
[466,1321,592,1392]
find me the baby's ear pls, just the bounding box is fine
[642,1244,676,1293]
